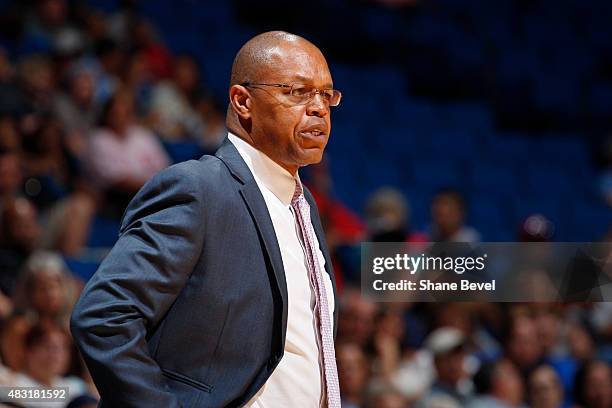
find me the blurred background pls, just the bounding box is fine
[0,0,610,407]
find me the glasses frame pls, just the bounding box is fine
[241,82,342,107]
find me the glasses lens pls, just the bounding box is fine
[290,85,311,99]
[289,85,342,107]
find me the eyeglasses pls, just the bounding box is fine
[241,82,342,107]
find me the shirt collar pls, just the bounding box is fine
[228,132,299,205]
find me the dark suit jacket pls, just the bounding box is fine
[70,138,338,407]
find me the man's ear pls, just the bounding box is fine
[229,85,252,120]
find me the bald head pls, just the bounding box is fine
[230,31,322,87]
[226,31,333,175]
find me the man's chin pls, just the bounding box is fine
[299,149,325,167]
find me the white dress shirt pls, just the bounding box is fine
[228,133,335,408]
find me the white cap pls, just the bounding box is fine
[425,327,465,356]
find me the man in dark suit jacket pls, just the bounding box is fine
[70,31,343,407]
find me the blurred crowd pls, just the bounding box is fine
[335,298,612,408]
[0,0,225,406]
[0,1,609,408]
[307,181,612,408]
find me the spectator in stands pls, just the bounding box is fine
[364,382,409,408]
[533,308,562,358]
[195,95,229,151]
[505,314,544,377]
[0,291,12,322]
[567,323,596,363]
[122,51,154,117]
[12,251,78,329]
[20,115,72,209]
[0,153,23,268]
[87,88,169,218]
[303,157,365,286]
[79,37,123,105]
[528,364,565,408]
[0,48,14,83]
[531,307,581,399]
[587,281,612,353]
[467,358,526,408]
[366,187,427,243]
[128,17,173,80]
[429,189,480,242]
[573,360,612,408]
[0,312,31,372]
[24,0,82,56]
[95,37,125,88]
[148,54,204,141]
[337,341,370,408]
[369,305,435,404]
[336,288,378,348]
[107,0,143,55]
[0,150,22,201]
[82,9,107,49]
[0,115,19,151]
[416,327,470,408]
[53,66,100,157]
[13,322,88,406]
[372,306,405,381]
[0,121,96,257]
[0,198,41,296]
[17,55,56,113]
[305,157,365,244]
[17,112,96,256]
[432,302,474,338]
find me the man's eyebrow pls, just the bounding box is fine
[292,74,311,83]
[291,74,333,88]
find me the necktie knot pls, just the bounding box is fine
[291,179,304,206]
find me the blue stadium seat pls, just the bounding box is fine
[467,160,519,193]
[408,157,466,192]
[84,0,120,13]
[525,163,578,196]
[589,82,612,117]
[445,103,493,132]
[533,74,580,114]
[566,201,612,241]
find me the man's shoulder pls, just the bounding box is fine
[154,154,231,190]
[121,154,236,229]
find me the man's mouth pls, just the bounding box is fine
[300,130,324,137]
[299,124,327,139]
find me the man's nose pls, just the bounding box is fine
[306,92,329,117]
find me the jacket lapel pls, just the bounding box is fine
[215,138,289,346]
